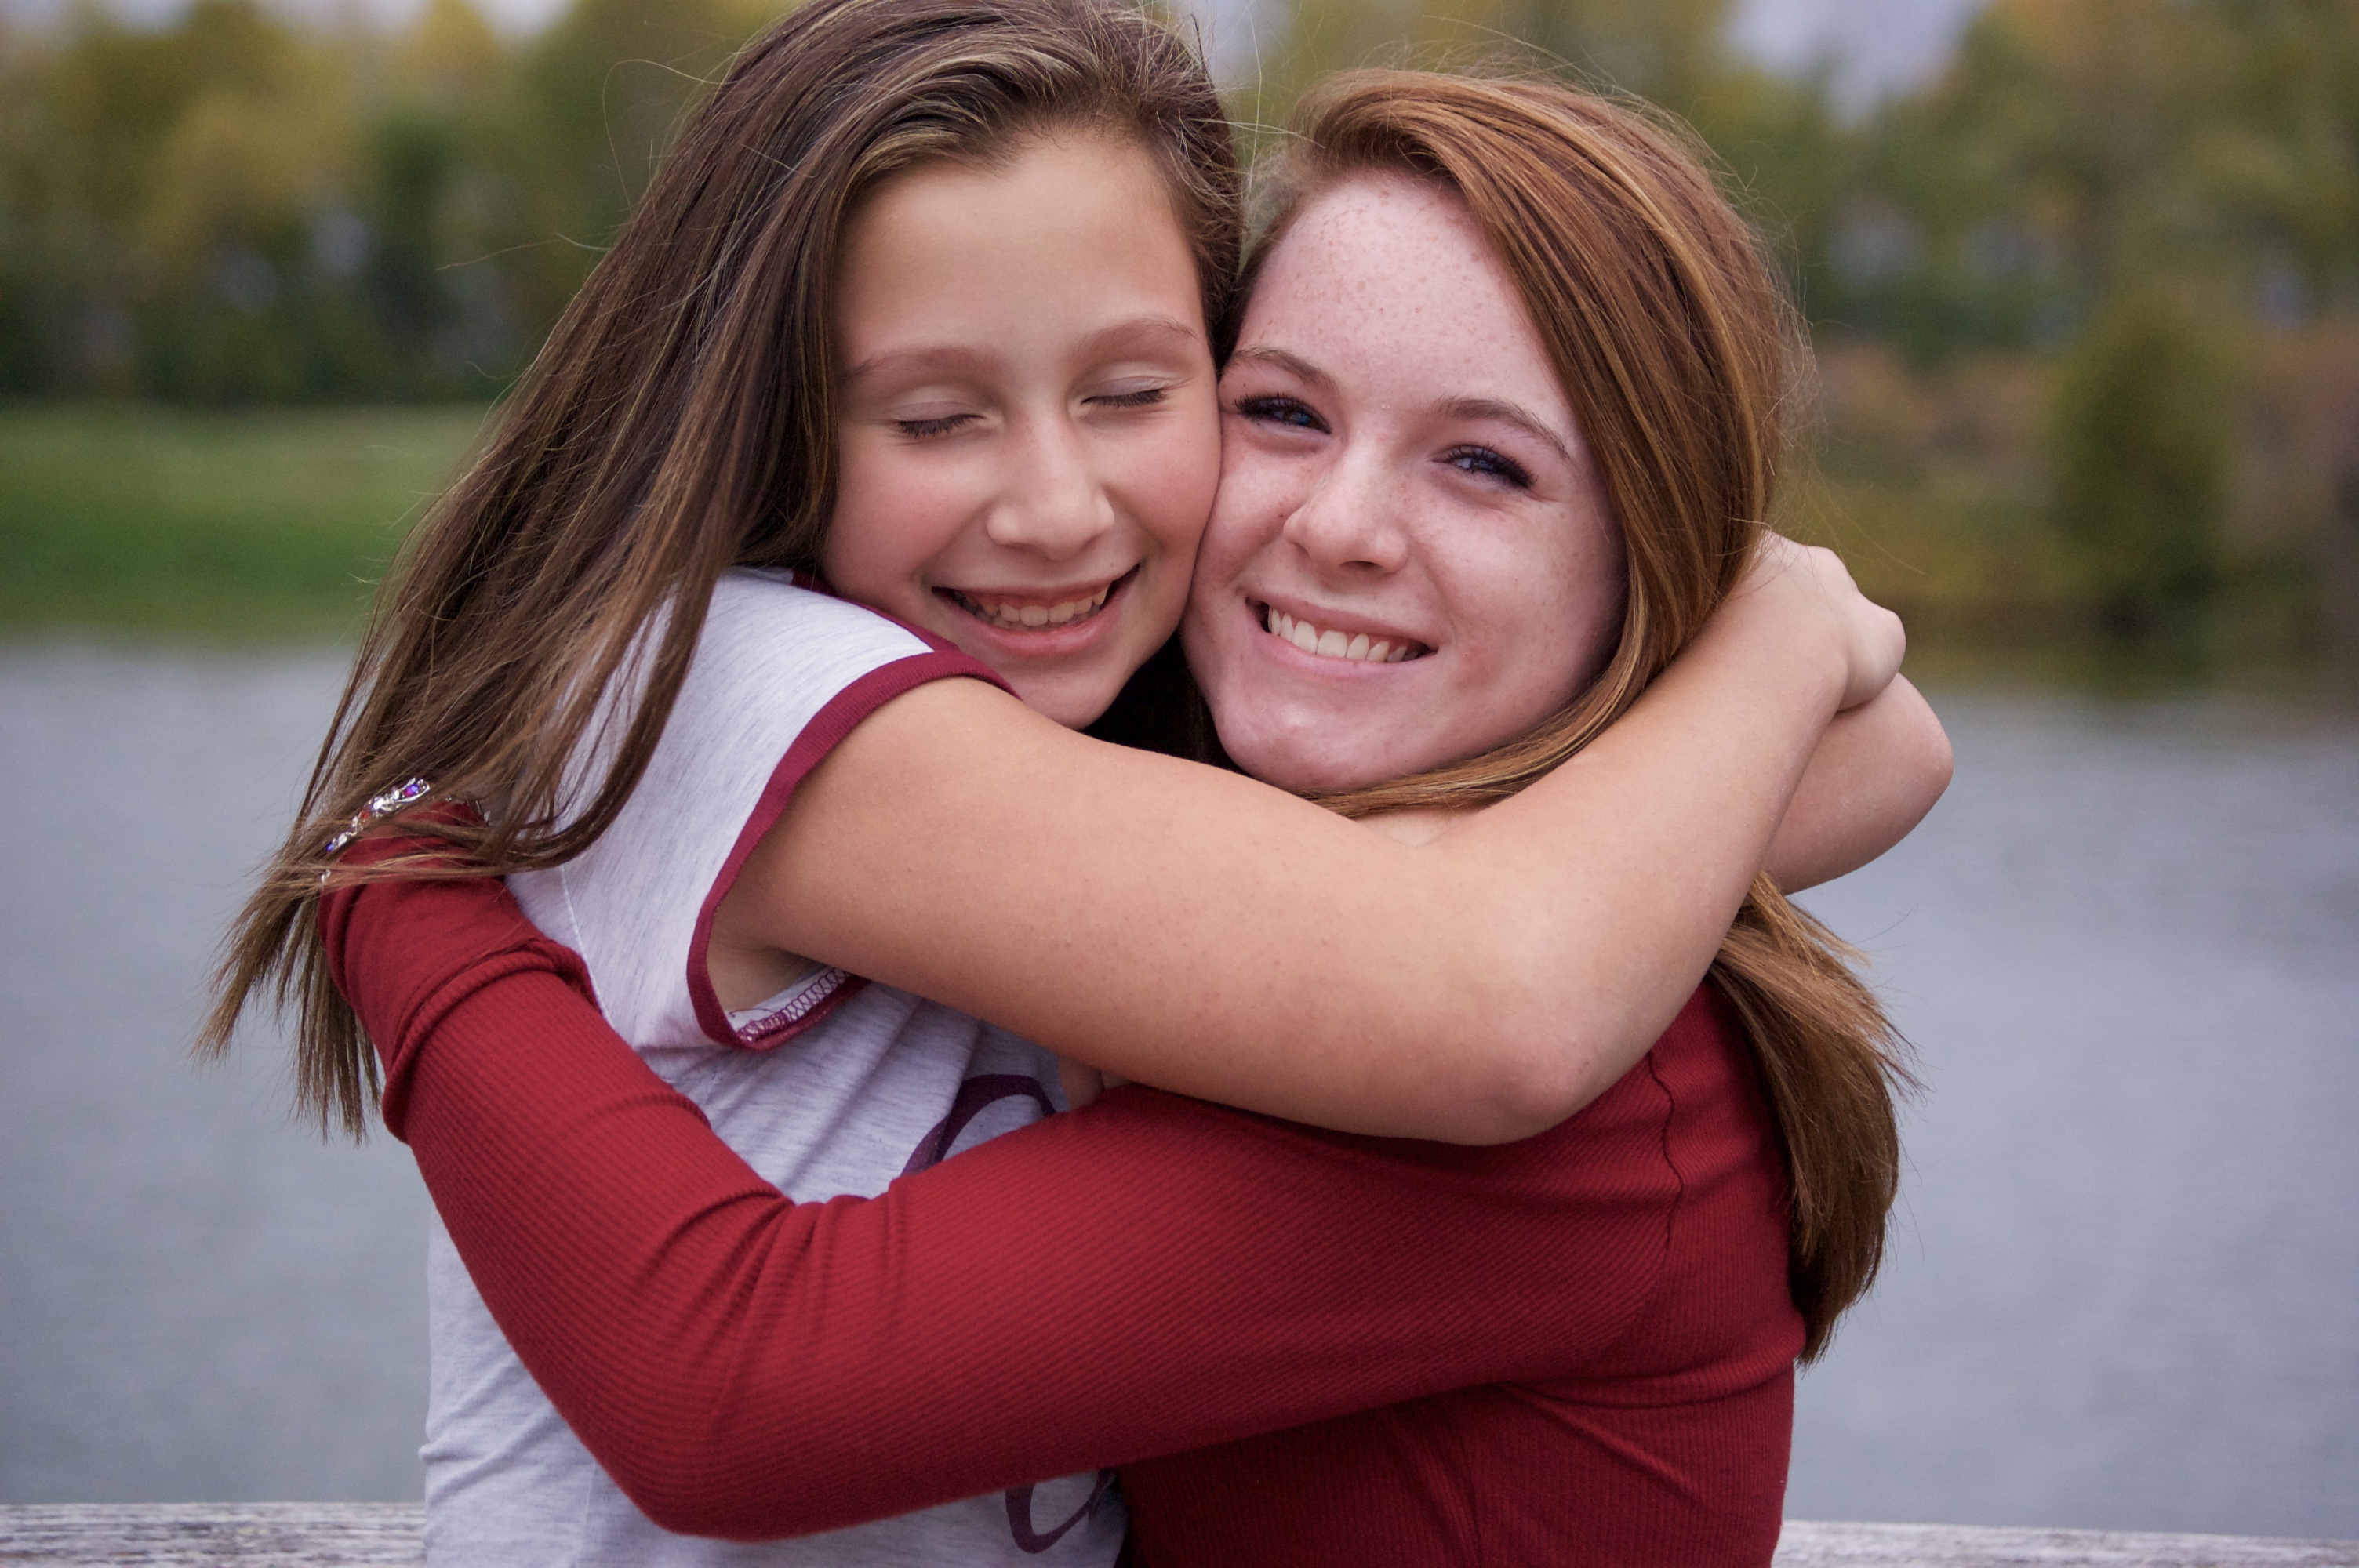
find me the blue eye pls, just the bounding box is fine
[1444,445,1531,488]
[1236,395,1325,431]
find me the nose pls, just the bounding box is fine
[1279,445,1411,578]
[985,415,1117,561]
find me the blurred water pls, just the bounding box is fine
[0,642,427,1504]
[2,645,2354,1535]
[1789,689,2359,1540]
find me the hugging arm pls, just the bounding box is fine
[1766,676,1951,893]
[717,541,1898,1144]
[326,862,1678,1541]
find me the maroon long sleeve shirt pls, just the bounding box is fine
[323,852,1801,1564]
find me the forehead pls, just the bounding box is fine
[837,135,1202,352]
[1236,172,1568,418]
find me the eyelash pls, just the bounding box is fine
[896,386,1167,439]
[1443,445,1532,488]
[1240,394,1533,490]
[1234,394,1325,431]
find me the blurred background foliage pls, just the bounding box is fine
[0,0,2354,651]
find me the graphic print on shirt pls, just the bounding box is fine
[423,575,1125,1567]
[904,1073,1121,1556]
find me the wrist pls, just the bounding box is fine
[1688,582,1849,721]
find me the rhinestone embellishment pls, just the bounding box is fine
[322,778,434,858]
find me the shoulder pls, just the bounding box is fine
[700,570,937,678]
[675,571,1002,742]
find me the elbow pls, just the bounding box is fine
[1891,700,1954,843]
[1400,916,1634,1145]
[1422,988,1615,1147]
[1896,677,1955,828]
[1478,1032,1612,1145]
[1918,722,1956,814]
[602,1430,804,1543]
[611,1455,751,1541]
[619,1468,783,1544]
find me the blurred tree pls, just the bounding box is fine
[358,0,513,394]
[137,3,361,400]
[1823,0,2359,358]
[0,0,796,401]
[509,0,780,336]
[1252,0,1736,122]
[2046,286,2234,632]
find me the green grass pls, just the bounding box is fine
[0,404,489,637]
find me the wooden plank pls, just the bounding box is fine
[2,1507,2354,1566]
[1776,1520,2359,1566]
[0,1504,423,1566]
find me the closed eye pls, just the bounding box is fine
[896,413,979,439]
[1235,394,1326,433]
[1089,386,1169,411]
[1443,445,1532,488]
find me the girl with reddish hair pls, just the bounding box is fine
[220,5,1940,1561]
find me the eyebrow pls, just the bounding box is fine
[843,315,1205,385]
[1227,344,1333,389]
[1231,345,1579,468]
[1436,396,1579,468]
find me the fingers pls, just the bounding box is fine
[1731,536,1904,711]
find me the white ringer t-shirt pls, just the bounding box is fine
[420,569,1125,1567]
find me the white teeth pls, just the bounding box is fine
[1260,605,1422,665]
[965,584,1112,630]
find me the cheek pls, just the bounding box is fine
[822,437,970,605]
[1443,520,1624,730]
[1127,410,1224,564]
[1191,440,1296,597]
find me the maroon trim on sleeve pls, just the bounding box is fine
[685,648,1012,1051]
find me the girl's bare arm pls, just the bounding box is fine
[1766,676,1951,892]
[719,542,1899,1145]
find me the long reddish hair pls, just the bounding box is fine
[1262,71,1912,1359]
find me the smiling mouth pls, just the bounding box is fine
[1260,603,1427,664]
[942,572,1126,631]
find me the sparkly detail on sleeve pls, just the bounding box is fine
[322,778,434,858]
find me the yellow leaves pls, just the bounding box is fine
[145,88,347,264]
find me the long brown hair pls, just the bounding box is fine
[1258,71,1910,1359]
[203,0,1241,1138]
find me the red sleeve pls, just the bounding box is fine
[325,848,1676,1542]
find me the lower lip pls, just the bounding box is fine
[937,572,1136,660]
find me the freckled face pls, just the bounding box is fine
[1182,172,1626,794]
[826,136,1221,729]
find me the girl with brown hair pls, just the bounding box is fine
[297,52,1936,1568]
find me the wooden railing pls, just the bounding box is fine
[1,1505,2354,1566]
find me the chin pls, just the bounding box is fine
[1219,722,1399,797]
[1017,679,1120,731]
